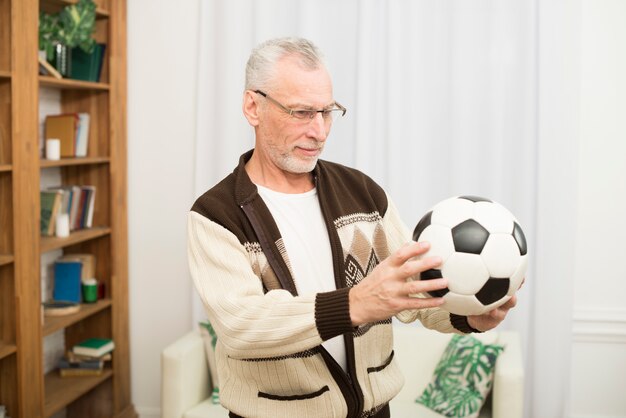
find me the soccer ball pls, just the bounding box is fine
[412,195,528,316]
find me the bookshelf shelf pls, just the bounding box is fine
[0,342,17,359]
[39,76,110,91]
[40,157,110,168]
[0,254,14,266]
[44,368,113,418]
[0,164,12,172]
[40,0,110,18]
[43,299,113,337]
[0,70,10,79]
[40,227,111,253]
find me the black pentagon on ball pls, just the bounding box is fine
[476,278,510,305]
[458,195,492,203]
[512,222,528,256]
[420,269,449,297]
[451,219,490,254]
[412,210,432,241]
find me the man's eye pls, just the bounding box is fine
[293,110,315,119]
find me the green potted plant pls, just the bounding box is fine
[39,0,97,77]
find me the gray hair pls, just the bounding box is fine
[245,37,326,91]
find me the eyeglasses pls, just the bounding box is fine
[254,90,346,123]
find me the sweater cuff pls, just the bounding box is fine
[450,313,483,334]
[315,288,353,341]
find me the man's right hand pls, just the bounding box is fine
[348,241,448,326]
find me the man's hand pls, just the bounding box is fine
[348,241,448,326]
[466,294,517,332]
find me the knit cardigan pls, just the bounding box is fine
[187,150,473,418]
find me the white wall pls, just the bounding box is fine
[570,1,626,417]
[127,1,626,416]
[127,1,200,416]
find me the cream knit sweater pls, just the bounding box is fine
[187,151,470,418]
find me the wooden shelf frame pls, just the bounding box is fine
[4,0,134,416]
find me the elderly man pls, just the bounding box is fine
[188,36,515,418]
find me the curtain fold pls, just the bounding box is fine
[192,1,576,416]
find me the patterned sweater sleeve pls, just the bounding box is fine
[188,211,334,358]
[381,195,467,334]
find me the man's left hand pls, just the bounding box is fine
[466,294,517,332]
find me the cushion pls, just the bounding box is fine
[198,321,220,404]
[416,334,504,418]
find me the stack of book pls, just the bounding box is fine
[40,185,96,236]
[58,337,114,377]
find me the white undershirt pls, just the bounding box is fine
[256,185,347,371]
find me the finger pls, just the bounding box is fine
[405,277,448,296]
[389,241,431,266]
[500,294,517,310]
[402,295,445,310]
[397,256,443,281]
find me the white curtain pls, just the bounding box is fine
[192,1,577,416]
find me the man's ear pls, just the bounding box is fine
[243,90,260,127]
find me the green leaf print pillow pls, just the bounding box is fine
[416,334,504,418]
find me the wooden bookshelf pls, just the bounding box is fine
[3,0,134,416]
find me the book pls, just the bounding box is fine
[75,113,90,157]
[40,190,62,236]
[59,368,104,377]
[72,338,115,357]
[58,356,103,370]
[53,260,82,303]
[44,114,79,157]
[58,254,95,281]
[70,43,106,82]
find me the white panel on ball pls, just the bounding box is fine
[430,197,474,228]
[481,234,522,278]
[443,292,488,316]
[443,252,490,295]
[417,225,455,263]
[473,201,515,233]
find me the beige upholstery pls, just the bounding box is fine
[161,326,523,418]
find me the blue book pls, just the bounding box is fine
[53,261,82,303]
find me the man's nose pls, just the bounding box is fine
[307,112,328,141]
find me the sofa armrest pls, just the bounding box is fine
[161,330,211,418]
[492,331,524,418]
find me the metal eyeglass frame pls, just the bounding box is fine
[254,90,346,121]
